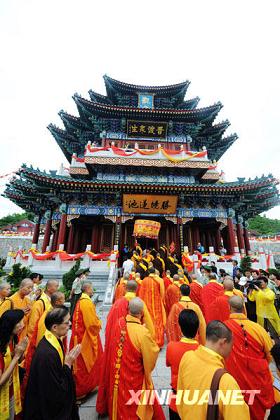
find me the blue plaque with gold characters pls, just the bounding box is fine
[138,93,154,109]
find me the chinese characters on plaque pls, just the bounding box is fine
[127,120,167,139]
[123,194,178,214]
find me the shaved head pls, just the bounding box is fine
[135,273,141,279]
[229,296,244,313]
[0,281,10,291]
[51,291,65,307]
[81,281,93,293]
[129,297,144,317]
[223,278,234,291]
[123,273,130,281]
[173,274,179,282]
[19,278,33,289]
[126,280,138,293]
[46,280,59,295]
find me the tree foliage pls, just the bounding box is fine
[248,215,280,235]
[62,260,81,292]
[0,212,34,229]
[240,256,252,273]
[7,263,32,289]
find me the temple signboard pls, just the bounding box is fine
[127,120,167,139]
[123,194,177,214]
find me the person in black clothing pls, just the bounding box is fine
[210,261,218,274]
[23,306,81,420]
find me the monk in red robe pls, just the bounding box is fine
[70,282,103,398]
[97,298,164,420]
[166,309,199,418]
[189,274,204,313]
[138,267,166,348]
[207,278,246,322]
[225,296,275,420]
[200,274,223,323]
[166,284,206,344]
[163,270,173,291]
[165,274,182,315]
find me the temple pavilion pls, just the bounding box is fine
[4,76,279,256]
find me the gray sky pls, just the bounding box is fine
[0,0,279,218]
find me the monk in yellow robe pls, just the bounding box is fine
[70,281,103,398]
[97,298,165,419]
[113,273,129,301]
[166,284,206,344]
[138,267,166,347]
[0,281,12,317]
[10,278,33,339]
[225,296,275,420]
[23,291,66,396]
[177,320,250,419]
[248,275,280,335]
[27,279,59,338]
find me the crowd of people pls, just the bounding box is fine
[1,242,280,419]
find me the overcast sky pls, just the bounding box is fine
[0,0,279,219]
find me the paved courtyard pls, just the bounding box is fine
[78,303,170,419]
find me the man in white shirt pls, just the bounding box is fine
[122,257,134,276]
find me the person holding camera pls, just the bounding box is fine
[248,276,280,336]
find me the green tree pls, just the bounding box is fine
[7,263,32,289]
[248,215,280,235]
[240,256,252,273]
[0,212,34,229]
[62,260,81,292]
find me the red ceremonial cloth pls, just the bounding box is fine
[225,319,275,420]
[207,294,230,323]
[163,275,172,291]
[138,276,165,348]
[201,282,223,323]
[189,282,204,314]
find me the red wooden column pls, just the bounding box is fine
[236,216,245,252]
[227,213,237,255]
[66,223,75,253]
[215,227,222,253]
[51,227,59,251]
[243,221,251,255]
[57,205,68,248]
[42,211,52,252]
[32,215,41,245]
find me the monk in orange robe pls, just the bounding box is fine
[225,296,275,420]
[189,274,204,312]
[10,278,33,339]
[70,282,103,398]
[27,279,59,338]
[97,298,164,420]
[200,274,223,323]
[113,273,129,301]
[166,284,206,344]
[163,270,172,291]
[165,274,182,315]
[138,267,166,348]
[208,278,247,322]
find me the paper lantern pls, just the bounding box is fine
[133,219,161,239]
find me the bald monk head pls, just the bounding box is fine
[166,270,171,276]
[19,278,34,297]
[123,273,130,281]
[223,278,234,292]
[45,280,59,296]
[229,296,243,313]
[173,274,180,282]
[51,291,65,307]
[154,269,160,276]
[125,280,138,293]
[0,281,11,299]
[180,284,191,297]
[135,273,141,280]
[129,297,144,319]
[81,281,93,297]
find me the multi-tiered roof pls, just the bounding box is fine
[3,75,279,219]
